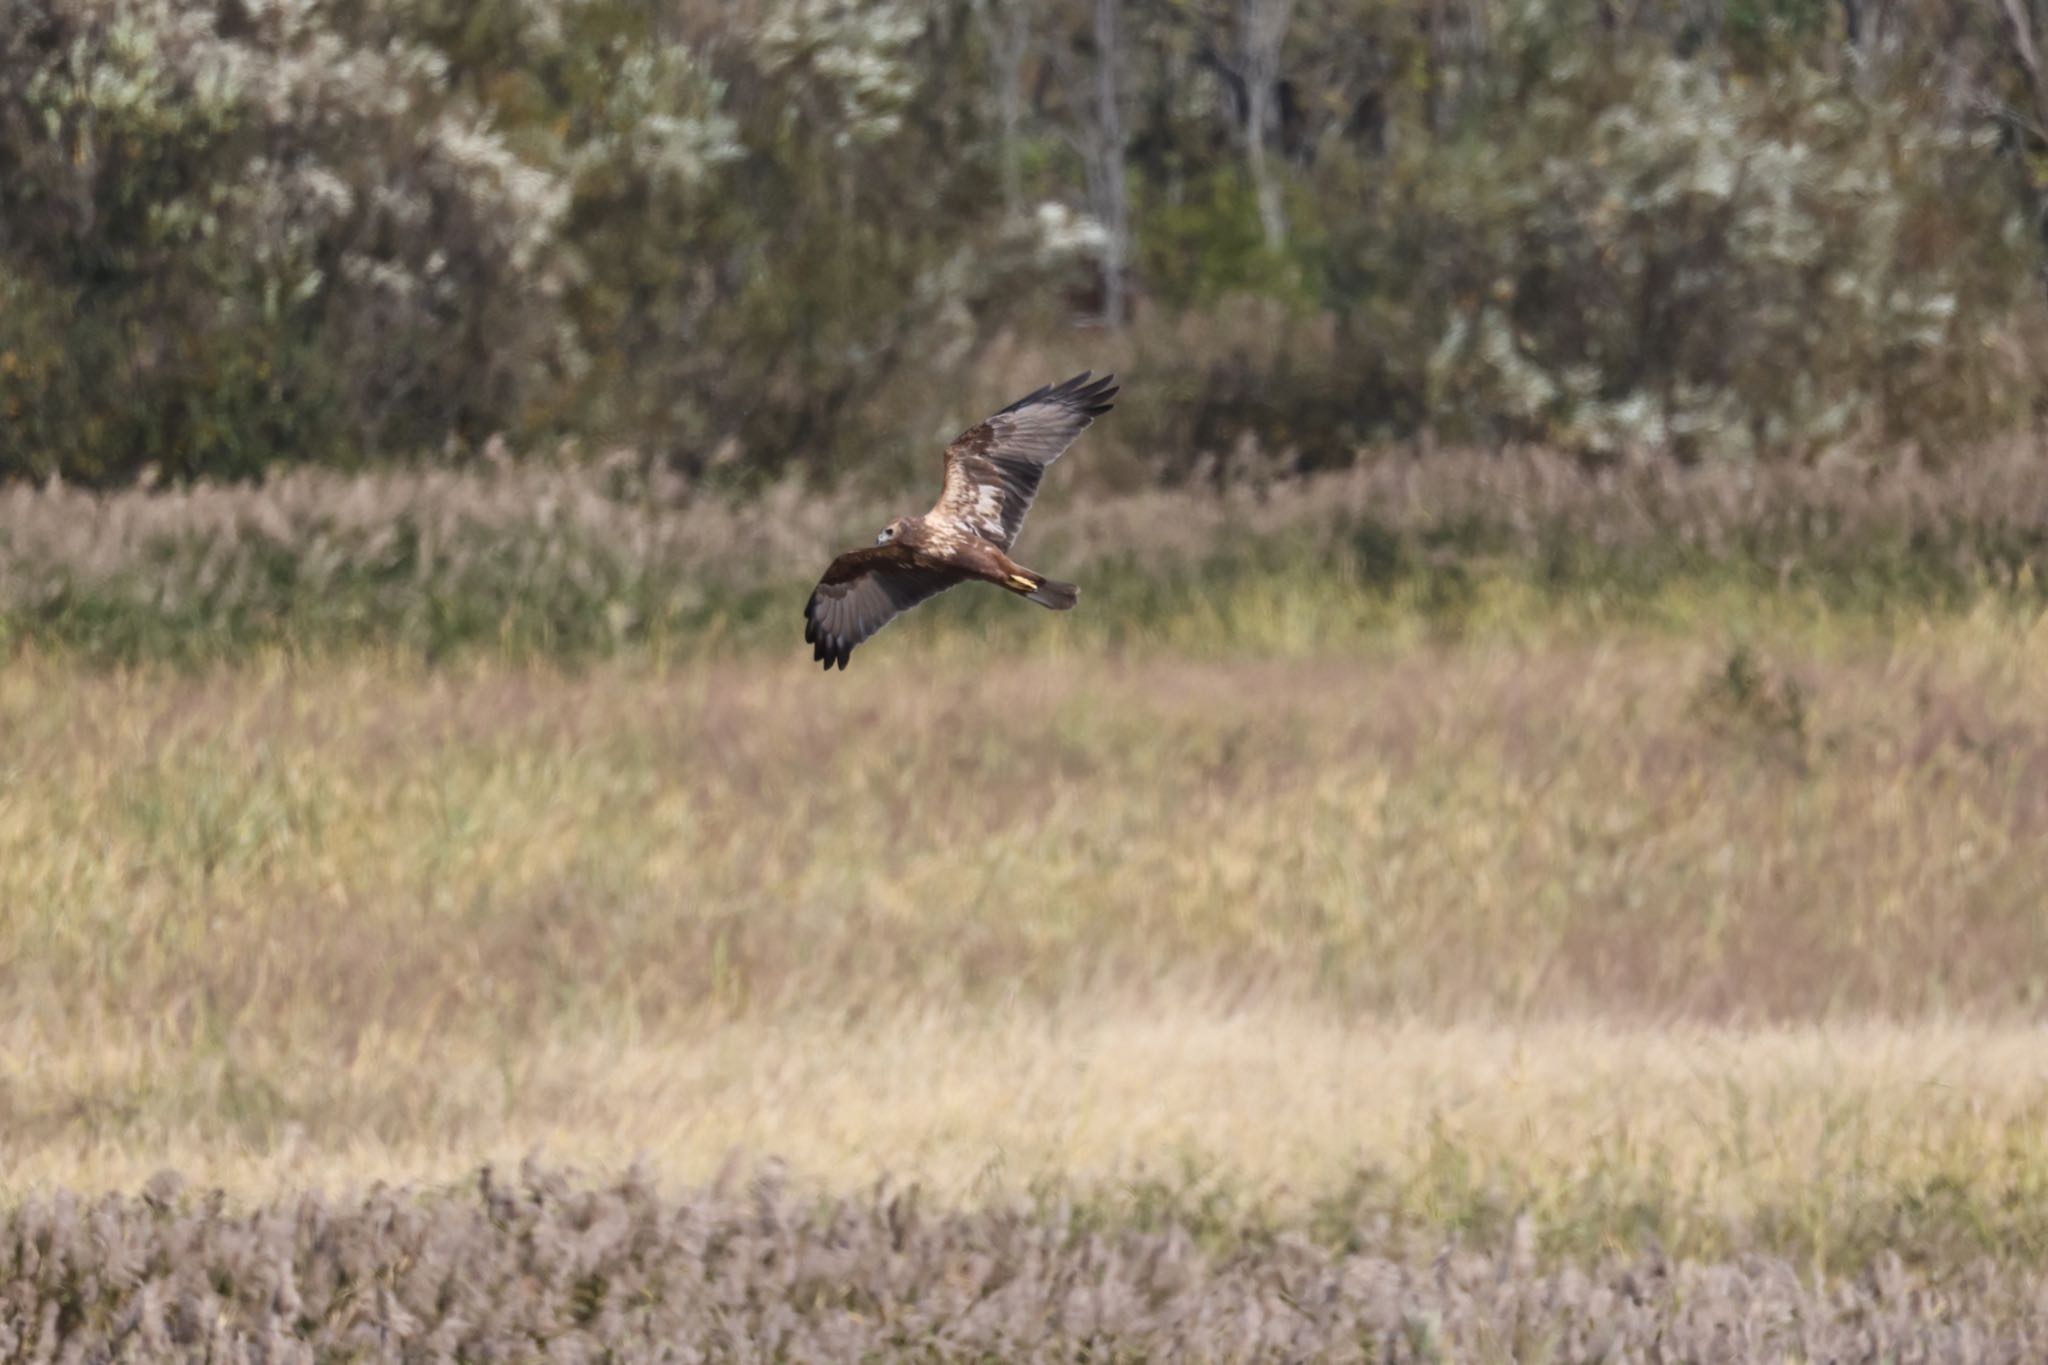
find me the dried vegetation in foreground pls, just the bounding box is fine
[8,1163,2048,1363]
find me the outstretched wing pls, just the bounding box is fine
[803,545,965,670]
[932,371,1118,551]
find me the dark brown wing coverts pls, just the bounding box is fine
[803,545,964,670]
[934,371,1118,551]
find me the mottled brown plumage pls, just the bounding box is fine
[804,371,1117,669]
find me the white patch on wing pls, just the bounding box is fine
[973,484,1005,537]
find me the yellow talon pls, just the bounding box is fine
[1008,574,1036,591]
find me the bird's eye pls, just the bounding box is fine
[876,527,893,544]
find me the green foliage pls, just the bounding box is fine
[0,0,1017,484]
[1402,49,2028,458]
[1138,170,1309,309]
[0,0,573,480]
[1724,0,1837,71]
[0,0,2045,484]
[1250,0,2044,466]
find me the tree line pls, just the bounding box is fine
[3,0,2047,486]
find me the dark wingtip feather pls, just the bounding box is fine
[808,621,855,671]
[1079,372,1119,417]
[1007,369,1119,421]
[997,378,1057,416]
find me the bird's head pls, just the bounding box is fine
[875,516,911,546]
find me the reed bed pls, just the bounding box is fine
[9,441,2048,660]
[7,1162,2048,1362]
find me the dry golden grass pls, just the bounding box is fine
[13,1013,2048,1267]
[6,606,2047,1031]
[6,601,2048,1265]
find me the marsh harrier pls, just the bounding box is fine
[803,371,1118,669]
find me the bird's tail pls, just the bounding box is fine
[1007,571,1080,610]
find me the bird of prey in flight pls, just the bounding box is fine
[803,371,1118,670]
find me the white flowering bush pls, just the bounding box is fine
[1401,47,2032,459]
[1,0,2045,483]
[758,0,925,145]
[0,0,586,478]
[0,0,1016,483]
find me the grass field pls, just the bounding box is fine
[7,595,2048,1269]
[10,463,2048,1353]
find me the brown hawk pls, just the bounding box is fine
[804,371,1118,670]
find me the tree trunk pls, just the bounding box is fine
[1996,0,2048,143]
[1239,0,1296,251]
[975,0,1034,217]
[1091,0,1130,327]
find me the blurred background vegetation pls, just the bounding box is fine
[22,10,2048,1333]
[5,0,2048,491]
